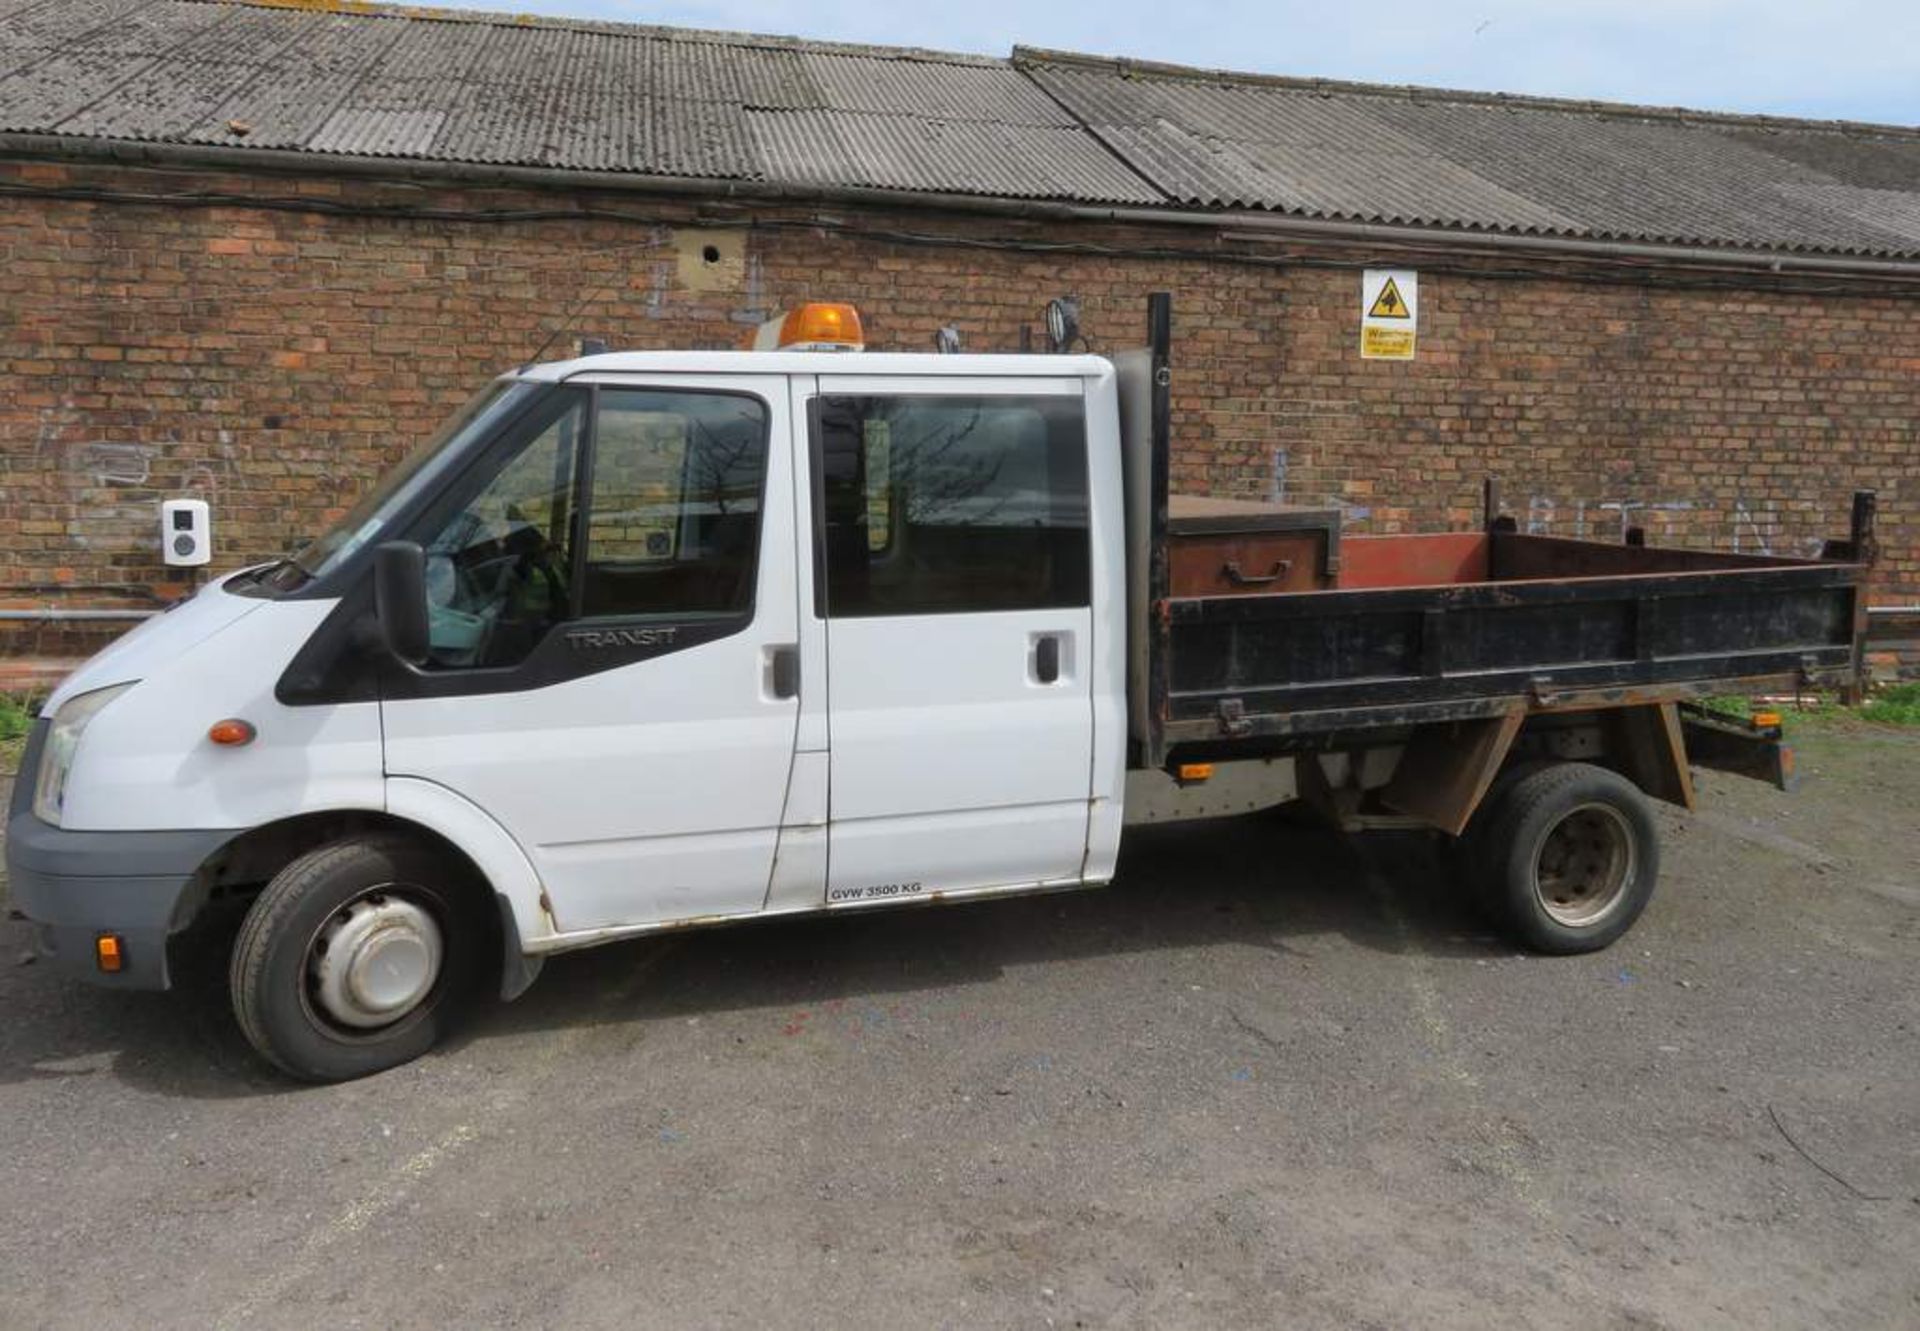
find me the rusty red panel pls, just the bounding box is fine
[1337,533,1490,589]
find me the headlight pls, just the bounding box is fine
[32,683,135,827]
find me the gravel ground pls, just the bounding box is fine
[1,727,1916,1329]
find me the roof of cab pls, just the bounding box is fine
[518,350,1116,381]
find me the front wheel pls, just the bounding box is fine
[230,835,490,1082]
[1474,762,1660,954]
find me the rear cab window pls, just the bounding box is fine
[812,393,1090,618]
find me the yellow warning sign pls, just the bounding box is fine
[1360,269,1418,361]
[1361,327,1415,359]
[1367,276,1411,320]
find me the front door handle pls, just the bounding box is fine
[1034,635,1061,685]
[769,644,799,699]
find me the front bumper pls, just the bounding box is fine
[6,742,235,989]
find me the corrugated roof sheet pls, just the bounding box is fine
[1025,51,1920,256]
[0,0,1155,201]
[747,107,1156,200]
[1,1,1917,258]
[1361,96,1910,254]
[1041,65,1578,231]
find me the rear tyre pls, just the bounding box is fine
[1444,758,1554,916]
[1475,762,1660,954]
[231,835,490,1083]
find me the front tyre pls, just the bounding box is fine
[231,835,489,1082]
[1477,762,1660,954]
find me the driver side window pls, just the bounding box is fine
[415,387,772,674]
[422,397,583,669]
[582,389,768,620]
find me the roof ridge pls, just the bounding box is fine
[1012,45,1920,142]
[192,0,1012,66]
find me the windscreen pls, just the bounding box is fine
[284,381,537,585]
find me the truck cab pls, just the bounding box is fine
[10,323,1135,1079]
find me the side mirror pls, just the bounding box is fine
[373,541,430,665]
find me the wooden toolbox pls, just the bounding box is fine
[1167,495,1342,596]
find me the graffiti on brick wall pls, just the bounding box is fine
[1524,493,1830,558]
[1726,497,1833,558]
[1260,451,1836,559]
[1523,494,1694,542]
[32,402,232,563]
[78,442,155,487]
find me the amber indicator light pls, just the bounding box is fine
[208,718,256,746]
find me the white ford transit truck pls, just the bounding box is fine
[6,296,1871,1081]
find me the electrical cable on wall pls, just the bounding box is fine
[1,178,1912,299]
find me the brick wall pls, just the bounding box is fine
[2,156,1914,666]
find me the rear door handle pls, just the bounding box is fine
[769,644,799,699]
[1034,634,1060,685]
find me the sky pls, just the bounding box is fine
[401,0,1920,125]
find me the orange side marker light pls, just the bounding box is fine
[96,934,125,974]
[208,718,256,746]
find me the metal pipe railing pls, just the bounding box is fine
[1865,606,1920,642]
[0,609,157,622]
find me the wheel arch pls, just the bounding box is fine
[1505,702,1696,812]
[186,781,552,1000]
[1386,702,1695,841]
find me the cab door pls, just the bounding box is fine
[806,377,1095,904]
[380,376,803,932]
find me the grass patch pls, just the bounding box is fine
[1703,683,1920,733]
[1,693,35,776]
[1858,682,1920,727]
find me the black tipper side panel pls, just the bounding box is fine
[1162,557,1864,744]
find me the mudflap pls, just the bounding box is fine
[1677,703,1797,793]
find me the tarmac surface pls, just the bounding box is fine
[2,727,1916,1329]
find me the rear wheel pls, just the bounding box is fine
[1472,762,1660,954]
[231,835,490,1082]
[1444,758,1553,912]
